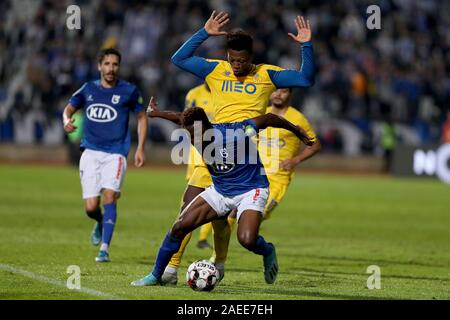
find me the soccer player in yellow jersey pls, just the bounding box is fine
[162,11,315,284]
[171,11,314,124]
[259,88,321,219]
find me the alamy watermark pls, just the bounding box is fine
[66,5,81,30]
[366,5,381,30]
[66,265,81,290]
[366,265,381,289]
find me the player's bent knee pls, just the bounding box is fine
[237,233,257,251]
[84,200,99,213]
[103,191,119,204]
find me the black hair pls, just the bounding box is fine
[226,29,253,54]
[98,48,121,64]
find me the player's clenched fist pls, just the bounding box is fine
[63,116,77,133]
[146,96,159,117]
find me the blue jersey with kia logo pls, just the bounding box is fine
[203,119,269,196]
[69,80,144,157]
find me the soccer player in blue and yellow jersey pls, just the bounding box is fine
[62,48,148,262]
[171,11,314,124]
[131,97,314,286]
[162,11,315,282]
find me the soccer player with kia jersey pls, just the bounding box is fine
[62,48,148,262]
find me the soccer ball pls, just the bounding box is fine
[186,260,220,291]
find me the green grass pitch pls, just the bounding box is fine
[0,164,449,300]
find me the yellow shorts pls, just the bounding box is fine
[264,179,289,220]
[188,166,212,189]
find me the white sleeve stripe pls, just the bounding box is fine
[72,83,87,97]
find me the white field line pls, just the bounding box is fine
[0,263,125,300]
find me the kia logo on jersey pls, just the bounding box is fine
[86,104,118,123]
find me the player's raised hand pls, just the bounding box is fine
[204,11,229,36]
[63,117,77,133]
[146,96,159,117]
[288,16,312,43]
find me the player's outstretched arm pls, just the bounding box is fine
[62,104,78,133]
[268,16,315,88]
[146,96,182,125]
[252,113,314,146]
[171,11,229,79]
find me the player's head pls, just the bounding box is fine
[97,48,121,84]
[270,88,292,109]
[181,107,212,136]
[226,29,253,77]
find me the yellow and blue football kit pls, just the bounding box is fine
[259,106,317,219]
[171,28,315,123]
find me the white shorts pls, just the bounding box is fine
[200,186,269,221]
[79,149,127,199]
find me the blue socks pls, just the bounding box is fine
[102,203,117,247]
[251,235,273,256]
[151,232,183,279]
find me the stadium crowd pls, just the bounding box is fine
[0,0,449,154]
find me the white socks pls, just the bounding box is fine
[164,266,178,274]
[100,243,109,252]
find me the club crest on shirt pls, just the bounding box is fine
[219,147,229,158]
[112,95,121,104]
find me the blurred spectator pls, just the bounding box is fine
[380,116,396,172]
